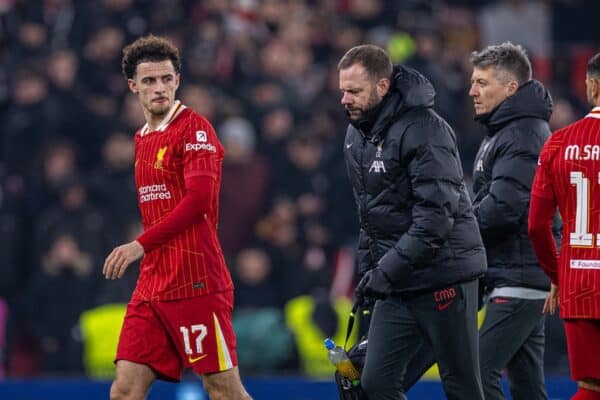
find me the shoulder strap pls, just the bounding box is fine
[344,301,370,350]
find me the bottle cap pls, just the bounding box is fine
[324,338,335,350]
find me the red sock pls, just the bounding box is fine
[572,387,600,400]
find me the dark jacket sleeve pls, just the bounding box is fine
[379,118,463,283]
[473,129,538,243]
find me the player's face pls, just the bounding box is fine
[339,63,389,121]
[469,67,517,115]
[128,60,180,117]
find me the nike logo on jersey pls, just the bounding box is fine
[188,354,208,364]
[437,301,453,311]
[346,143,352,149]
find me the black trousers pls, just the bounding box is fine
[480,297,547,400]
[361,280,483,400]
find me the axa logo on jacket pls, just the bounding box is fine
[369,139,386,173]
[369,160,386,173]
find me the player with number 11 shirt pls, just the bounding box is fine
[529,52,600,397]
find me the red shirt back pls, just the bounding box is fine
[532,107,600,318]
[132,102,233,301]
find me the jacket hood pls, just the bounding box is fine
[353,65,436,139]
[476,79,552,133]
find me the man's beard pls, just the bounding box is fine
[346,93,381,121]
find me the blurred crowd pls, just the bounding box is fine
[0,0,598,378]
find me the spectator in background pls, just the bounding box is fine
[0,175,24,377]
[181,84,217,123]
[0,179,23,303]
[469,42,559,400]
[2,67,53,178]
[88,132,137,241]
[118,92,146,132]
[33,174,111,272]
[219,117,270,256]
[233,248,282,309]
[46,49,96,168]
[478,0,552,81]
[549,97,578,132]
[27,140,79,216]
[28,233,95,374]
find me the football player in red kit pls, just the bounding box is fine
[529,52,600,400]
[103,35,251,400]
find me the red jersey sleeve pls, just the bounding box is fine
[181,116,223,184]
[528,140,559,284]
[136,176,212,253]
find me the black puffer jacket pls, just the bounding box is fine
[472,79,560,291]
[344,65,486,294]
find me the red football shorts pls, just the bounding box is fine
[564,318,600,381]
[115,290,238,381]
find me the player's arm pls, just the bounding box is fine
[528,145,559,284]
[136,175,214,252]
[528,193,559,284]
[474,133,538,243]
[103,176,214,279]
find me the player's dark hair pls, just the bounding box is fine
[121,34,181,80]
[588,52,600,79]
[338,44,393,81]
[470,42,532,85]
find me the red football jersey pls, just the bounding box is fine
[532,106,600,318]
[132,101,233,301]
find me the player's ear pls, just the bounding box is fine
[593,78,600,98]
[174,73,181,90]
[507,80,518,96]
[376,77,390,97]
[128,78,138,94]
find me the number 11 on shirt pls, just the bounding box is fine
[570,171,600,247]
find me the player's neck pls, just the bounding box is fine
[143,107,171,132]
[145,114,164,132]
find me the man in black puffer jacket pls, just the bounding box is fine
[469,42,561,400]
[340,44,486,400]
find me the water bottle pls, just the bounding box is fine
[324,338,361,382]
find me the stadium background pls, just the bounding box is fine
[0,0,598,398]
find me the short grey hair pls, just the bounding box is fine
[470,42,532,85]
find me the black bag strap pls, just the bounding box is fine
[344,301,370,350]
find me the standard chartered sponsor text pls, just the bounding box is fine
[139,184,172,203]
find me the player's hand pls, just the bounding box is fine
[103,240,145,280]
[542,283,559,315]
[356,268,393,300]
